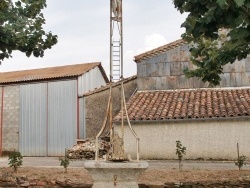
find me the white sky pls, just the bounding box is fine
[2,0,187,78]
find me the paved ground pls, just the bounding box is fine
[0,157,249,170]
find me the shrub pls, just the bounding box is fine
[176,140,186,172]
[8,151,23,173]
[235,155,247,171]
[59,157,70,173]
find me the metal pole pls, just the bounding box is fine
[120,0,123,79]
[110,0,113,83]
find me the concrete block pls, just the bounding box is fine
[234,59,245,72]
[137,64,147,77]
[151,52,168,63]
[166,76,177,90]
[168,47,181,62]
[146,63,158,77]
[246,57,250,72]
[240,72,249,86]
[220,73,231,87]
[176,75,192,89]
[180,44,190,51]
[230,72,242,87]
[158,62,170,76]
[156,77,166,90]
[180,50,190,62]
[193,78,209,88]
[180,62,189,75]
[170,62,181,76]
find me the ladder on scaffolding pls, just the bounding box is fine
[110,0,123,82]
[112,40,121,81]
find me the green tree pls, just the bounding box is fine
[0,0,57,62]
[173,0,250,86]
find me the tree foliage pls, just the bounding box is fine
[173,0,250,86]
[0,0,57,62]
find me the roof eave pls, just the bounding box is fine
[114,116,250,124]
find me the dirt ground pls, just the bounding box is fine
[1,166,250,186]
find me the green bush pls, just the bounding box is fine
[8,151,23,172]
[176,140,186,172]
[235,155,247,171]
[59,157,70,173]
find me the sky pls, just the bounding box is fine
[2,1,187,78]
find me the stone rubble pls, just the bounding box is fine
[66,138,110,160]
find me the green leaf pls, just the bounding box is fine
[0,0,57,62]
[234,0,245,7]
[216,0,228,9]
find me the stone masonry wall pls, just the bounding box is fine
[137,44,250,90]
[84,78,137,139]
[139,181,250,188]
[2,86,19,153]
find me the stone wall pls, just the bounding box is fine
[1,86,19,153]
[84,77,137,139]
[137,44,250,90]
[139,181,250,188]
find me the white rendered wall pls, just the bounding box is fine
[115,119,250,160]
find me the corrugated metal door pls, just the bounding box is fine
[47,80,77,156]
[19,83,47,156]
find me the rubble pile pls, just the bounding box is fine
[67,139,110,160]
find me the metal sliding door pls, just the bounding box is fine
[47,80,77,156]
[19,83,47,156]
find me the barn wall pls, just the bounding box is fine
[115,119,250,160]
[78,66,107,95]
[2,86,19,153]
[137,44,250,90]
[0,79,78,156]
[84,78,137,139]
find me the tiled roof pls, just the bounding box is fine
[114,88,250,121]
[134,39,186,63]
[82,75,137,97]
[0,62,108,84]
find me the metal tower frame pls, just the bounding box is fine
[110,0,123,82]
[95,0,139,162]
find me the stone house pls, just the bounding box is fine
[114,39,250,160]
[0,62,108,156]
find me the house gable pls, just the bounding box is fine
[135,39,250,90]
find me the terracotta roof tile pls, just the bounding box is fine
[114,88,250,121]
[0,62,107,84]
[134,39,186,63]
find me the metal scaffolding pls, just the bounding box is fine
[95,0,139,162]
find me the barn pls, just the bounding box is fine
[114,39,250,160]
[0,62,108,156]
